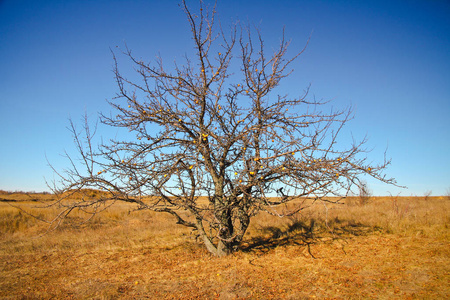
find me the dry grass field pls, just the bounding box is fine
[0,191,449,299]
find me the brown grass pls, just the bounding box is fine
[0,194,449,299]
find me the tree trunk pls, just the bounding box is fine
[195,217,230,256]
[196,199,251,256]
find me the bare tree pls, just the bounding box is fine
[49,0,395,256]
[423,190,432,201]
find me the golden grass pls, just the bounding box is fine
[0,194,449,299]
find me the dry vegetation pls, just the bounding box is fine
[0,191,449,299]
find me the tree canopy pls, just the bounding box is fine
[51,0,395,256]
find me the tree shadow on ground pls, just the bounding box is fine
[240,216,383,257]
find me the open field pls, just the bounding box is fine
[0,192,449,299]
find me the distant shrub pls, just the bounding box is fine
[358,181,372,206]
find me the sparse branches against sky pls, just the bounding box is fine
[0,0,449,195]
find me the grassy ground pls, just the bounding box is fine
[0,192,449,299]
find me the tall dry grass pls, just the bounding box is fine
[0,200,193,257]
[0,193,449,299]
[1,195,448,254]
[244,196,449,242]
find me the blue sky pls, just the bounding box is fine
[1,0,449,196]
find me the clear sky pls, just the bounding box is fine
[1,0,449,196]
